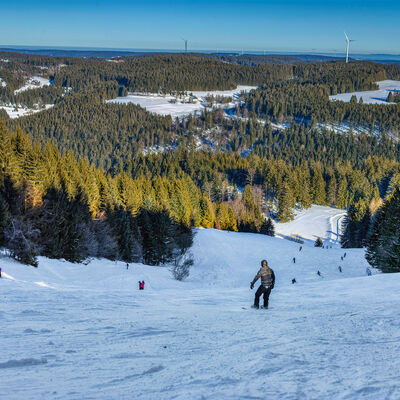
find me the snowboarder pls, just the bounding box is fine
[299,246,302,252]
[338,266,342,273]
[250,260,275,309]
[292,278,296,284]
[317,270,321,276]
[139,281,145,290]
[366,267,371,276]
[293,257,296,264]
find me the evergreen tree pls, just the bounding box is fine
[366,188,400,272]
[260,217,275,237]
[38,187,92,262]
[277,183,295,222]
[314,237,323,247]
[0,192,10,246]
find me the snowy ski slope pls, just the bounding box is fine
[274,205,346,244]
[1,211,399,399]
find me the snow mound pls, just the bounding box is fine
[0,358,47,369]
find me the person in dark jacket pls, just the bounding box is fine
[250,260,275,309]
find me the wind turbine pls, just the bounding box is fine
[182,38,188,53]
[344,32,355,63]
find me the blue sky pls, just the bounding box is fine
[0,0,399,53]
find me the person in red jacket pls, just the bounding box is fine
[139,281,145,290]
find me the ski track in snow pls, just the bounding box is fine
[275,205,346,245]
[0,208,399,400]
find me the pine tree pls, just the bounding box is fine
[277,183,295,222]
[200,193,215,228]
[260,217,275,236]
[0,192,10,245]
[314,237,323,247]
[366,188,400,272]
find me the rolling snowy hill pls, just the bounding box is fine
[1,213,399,399]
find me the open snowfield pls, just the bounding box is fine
[106,86,256,118]
[329,80,400,105]
[275,205,346,245]
[0,103,54,119]
[14,76,51,94]
[1,209,399,400]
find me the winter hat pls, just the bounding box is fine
[261,259,268,267]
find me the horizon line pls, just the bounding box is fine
[0,44,399,57]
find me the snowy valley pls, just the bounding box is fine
[1,207,399,400]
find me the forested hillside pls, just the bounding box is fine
[1,52,400,271]
[0,122,270,267]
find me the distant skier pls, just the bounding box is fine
[344,252,347,258]
[0,267,2,278]
[366,267,372,276]
[293,257,296,264]
[139,281,145,290]
[292,278,296,284]
[126,263,129,270]
[341,256,344,261]
[317,270,321,276]
[338,266,342,273]
[250,260,275,309]
[299,246,302,252]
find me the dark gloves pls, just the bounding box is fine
[250,282,254,289]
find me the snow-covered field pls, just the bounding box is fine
[107,86,256,118]
[1,209,399,400]
[329,80,400,105]
[0,103,54,119]
[14,76,51,94]
[275,205,346,245]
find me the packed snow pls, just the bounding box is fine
[0,103,54,119]
[14,76,51,94]
[275,205,346,245]
[107,86,256,118]
[329,80,400,105]
[1,208,399,400]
